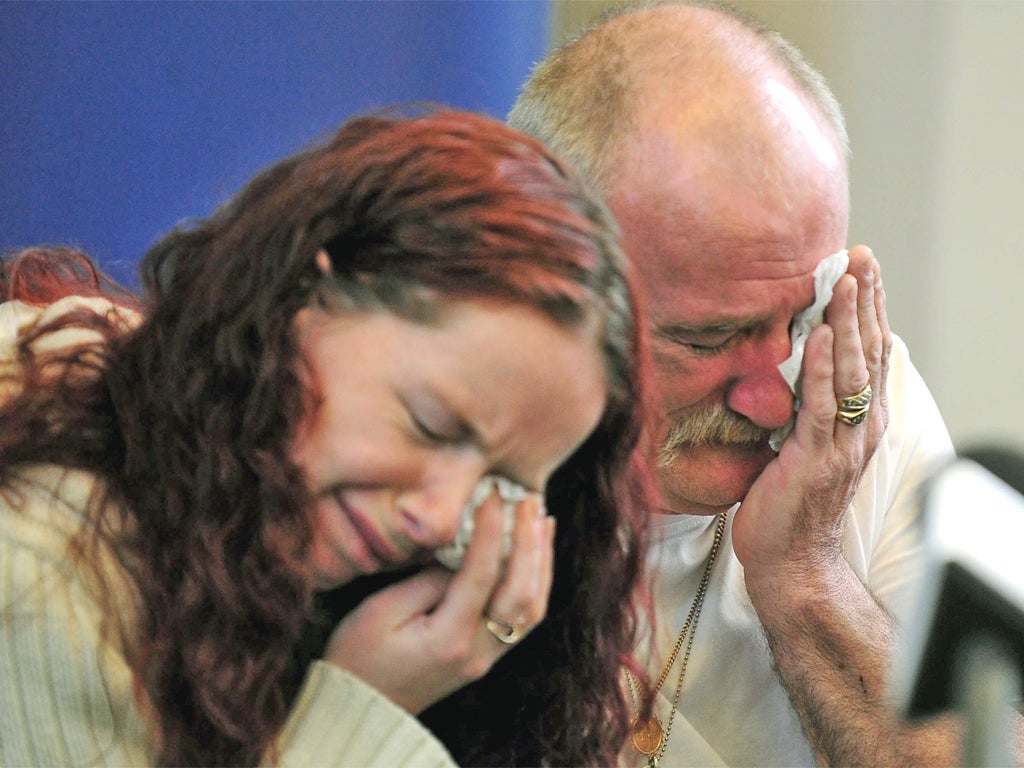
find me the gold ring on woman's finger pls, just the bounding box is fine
[484,613,522,645]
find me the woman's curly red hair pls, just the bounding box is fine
[0,108,656,767]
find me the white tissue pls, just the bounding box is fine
[434,475,542,570]
[769,249,849,452]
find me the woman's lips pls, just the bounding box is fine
[332,490,406,566]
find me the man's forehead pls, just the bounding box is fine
[639,241,825,293]
[643,255,821,328]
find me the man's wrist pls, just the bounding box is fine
[743,547,853,618]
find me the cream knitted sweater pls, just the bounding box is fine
[0,299,456,767]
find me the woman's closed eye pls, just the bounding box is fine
[411,414,467,445]
[404,392,473,446]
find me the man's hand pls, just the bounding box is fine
[732,244,891,584]
[726,245,957,765]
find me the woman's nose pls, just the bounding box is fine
[394,467,482,548]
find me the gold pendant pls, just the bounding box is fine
[630,714,664,757]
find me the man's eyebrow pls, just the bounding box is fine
[654,318,755,338]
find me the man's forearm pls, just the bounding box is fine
[747,564,964,767]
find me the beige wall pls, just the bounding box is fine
[549,0,1024,453]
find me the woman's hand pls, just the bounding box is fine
[321,490,555,714]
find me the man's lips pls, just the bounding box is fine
[332,491,406,565]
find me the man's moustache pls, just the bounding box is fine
[657,405,770,467]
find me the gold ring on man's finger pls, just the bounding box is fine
[836,383,872,426]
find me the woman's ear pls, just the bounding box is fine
[315,249,333,277]
[292,304,315,339]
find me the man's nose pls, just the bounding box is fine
[725,333,796,430]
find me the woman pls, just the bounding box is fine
[0,110,654,766]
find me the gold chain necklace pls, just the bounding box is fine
[626,511,728,768]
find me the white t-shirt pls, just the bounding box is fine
[623,335,955,767]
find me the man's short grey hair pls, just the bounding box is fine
[508,0,850,197]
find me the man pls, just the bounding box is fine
[509,2,1008,765]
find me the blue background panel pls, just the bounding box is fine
[1,1,550,288]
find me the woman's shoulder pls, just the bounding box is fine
[1,296,141,358]
[0,463,139,651]
[0,296,141,407]
[0,464,151,767]
[0,465,103,565]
